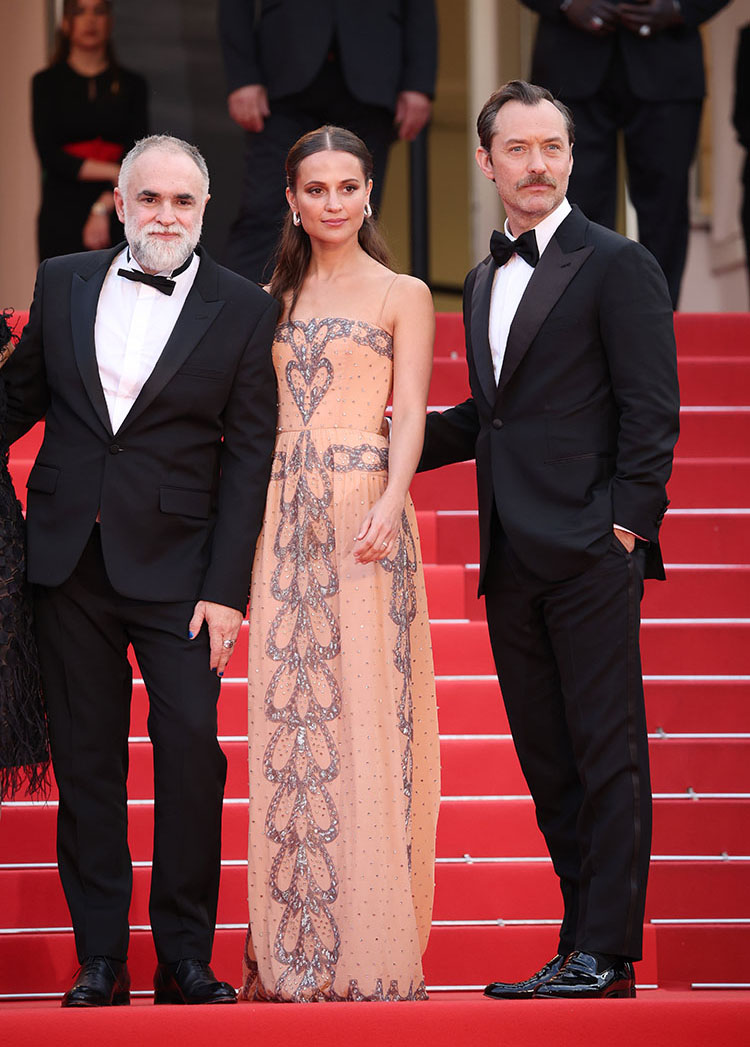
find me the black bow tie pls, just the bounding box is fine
[117,252,194,296]
[490,228,539,269]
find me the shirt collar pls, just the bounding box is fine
[504,197,572,258]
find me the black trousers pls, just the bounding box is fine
[33,526,226,964]
[563,46,702,309]
[483,518,651,961]
[223,53,395,284]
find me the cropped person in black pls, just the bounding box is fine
[32,0,148,261]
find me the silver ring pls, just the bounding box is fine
[639,24,651,36]
[222,638,235,650]
[590,15,603,28]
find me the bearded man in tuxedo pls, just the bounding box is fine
[420,81,679,998]
[5,135,278,1006]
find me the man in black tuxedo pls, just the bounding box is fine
[218,0,437,282]
[518,0,731,307]
[420,81,679,998]
[5,135,278,1006]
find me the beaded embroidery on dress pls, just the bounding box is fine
[241,317,440,1002]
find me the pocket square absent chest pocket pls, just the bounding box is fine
[175,365,225,381]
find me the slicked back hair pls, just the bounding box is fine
[477,80,575,152]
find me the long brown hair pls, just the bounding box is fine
[49,0,117,71]
[269,126,393,318]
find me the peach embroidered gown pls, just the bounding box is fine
[241,314,440,1002]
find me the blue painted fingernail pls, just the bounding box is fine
[188,630,194,639]
[218,671,224,678]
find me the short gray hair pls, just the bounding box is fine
[119,134,210,196]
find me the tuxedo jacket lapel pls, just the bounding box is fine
[469,257,498,407]
[116,250,225,434]
[496,209,594,401]
[70,247,121,436]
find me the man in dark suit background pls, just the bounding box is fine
[734,21,750,296]
[5,135,278,1007]
[420,81,679,998]
[218,0,437,282]
[518,0,731,307]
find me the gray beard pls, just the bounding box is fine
[125,217,201,274]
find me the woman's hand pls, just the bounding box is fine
[354,489,404,564]
[82,210,111,249]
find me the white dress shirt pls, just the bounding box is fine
[94,246,200,433]
[488,197,571,383]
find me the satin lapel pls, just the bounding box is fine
[71,251,119,435]
[495,236,594,401]
[116,256,225,434]
[469,257,498,407]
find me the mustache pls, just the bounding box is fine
[516,174,557,189]
[142,221,187,238]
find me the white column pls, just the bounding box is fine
[468,0,504,263]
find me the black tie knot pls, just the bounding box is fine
[116,252,194,296]
[117,269,176,295]
[490,228,539,269]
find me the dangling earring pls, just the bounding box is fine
[364,202,373,218]
[292,211,301,227]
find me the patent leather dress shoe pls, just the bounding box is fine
[153,959,237,1004]
[534,951,635,998]
[484,953,568,1000]
[61,956,130,1007]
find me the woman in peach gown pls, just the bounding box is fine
[241,126,440,1002]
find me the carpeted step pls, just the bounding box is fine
[0,923,660,996]
[677,409,750,457]
[433,676,750,736]
[3,853,748,932]
[460,564,750,620]
[433,311,750,360]
[423,357,750,407]
[8,734,746,802]
[411,459,750,511]
[2,795,746,868]
[1,988,748,1047]
[426,509,750,566]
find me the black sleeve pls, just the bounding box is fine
[124,71,149,147]
[678,0,733,29]
[32,70,85,182]
[401,0,438,97]
[3,262,51,444]
[734,25,750,148]
[217,0,262,93]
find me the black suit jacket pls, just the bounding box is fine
[420,206,680,590]
[218,0,437,109]
[5,244,279,612]
[519,0,730,101]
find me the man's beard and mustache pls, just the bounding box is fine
[125,213,202,274]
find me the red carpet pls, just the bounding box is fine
[0,992,748,1047]
[1,311,748,1018]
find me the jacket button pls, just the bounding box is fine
[492,418,503,430]
[109,443,122,454]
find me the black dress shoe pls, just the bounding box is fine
[153,959,237,1005]
[61,956,130,1007]
[484,953,568,1000]
[534,950,635,998]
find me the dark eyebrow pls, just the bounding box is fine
[301,178,361,188]
[136,190,197,203]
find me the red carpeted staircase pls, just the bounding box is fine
[0,310,748,1040]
